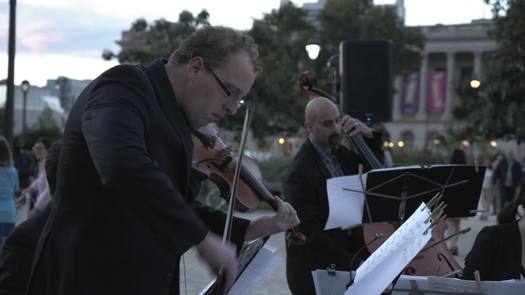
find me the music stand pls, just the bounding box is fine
[344,165,485,223]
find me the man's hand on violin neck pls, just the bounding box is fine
[196,232,238,292]
[340,115,373,138]
[271,196,300,232]
[244,197,300,241]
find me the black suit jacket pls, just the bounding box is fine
[494,160,522,188]
[27,59,249,295]
[463,222,525,281]
[285,138,373,294]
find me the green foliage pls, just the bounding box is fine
[21,108,62,146]
[104,2,424,140]
[454,0,525,142]
[257,157,292,182]
[227,3,316,139]
[316,0,425,84]
[104,10,210,64]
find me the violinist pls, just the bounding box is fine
[462,179,525,281]
[285,97,383,294]
[26,26,297,295]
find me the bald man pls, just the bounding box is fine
[284,97,383,294]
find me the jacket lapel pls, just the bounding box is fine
[142,59,193,191]
[305,139,332,180]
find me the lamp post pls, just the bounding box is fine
[20,80,30,134]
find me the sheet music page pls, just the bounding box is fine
[346,203,432,295]
[325,174,366,230]
[227,245,282,295]
[427,276,525,295]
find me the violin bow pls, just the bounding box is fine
[211,102,253,295]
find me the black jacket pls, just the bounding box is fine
[27,59,249,295]
[284,139,374,294]
[463,222,525,281]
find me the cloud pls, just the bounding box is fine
[18,20,64,52]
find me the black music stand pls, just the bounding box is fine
[344,165,485,223]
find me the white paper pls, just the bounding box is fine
[311,271,525,295]
[325,174,366,230]
[346,203,432,295]
[199,245,283,295]
[229,245,282,295]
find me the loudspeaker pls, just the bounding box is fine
[340,40,392,122]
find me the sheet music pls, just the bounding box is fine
[198,245,282,295]
[346,203,432,295]
[325,174,366,230]
[229,245,282,295]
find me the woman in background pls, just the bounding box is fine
[0,136,19,246]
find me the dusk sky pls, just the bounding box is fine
[0,0,492,87]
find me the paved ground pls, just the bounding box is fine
[178,210,497,295]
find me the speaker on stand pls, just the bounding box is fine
[339,40,393,124]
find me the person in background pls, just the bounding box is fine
[284,97,381,294]
[22,138,51,216]
[0,140,60,295]
[491,154,504,214]
[12,137,35,191]
[0,136,19,246]
[462,179,525,281]
[493,150,522,209]
[479,156,494,221]
[446,147,467,255]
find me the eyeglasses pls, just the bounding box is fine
[203,62,245,105]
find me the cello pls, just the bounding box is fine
[298,71,463,277]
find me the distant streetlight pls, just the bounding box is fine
[470,79,481,89]
[20,80,30,134]
[278,137,286,145]
[305,38,321,60]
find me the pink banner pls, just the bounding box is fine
[426,69,446,113]
[401,72,419,114]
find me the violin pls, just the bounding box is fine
[298,70,463,277]
[191,124,306,243]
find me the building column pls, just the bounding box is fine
[444,51,455,119]
[473,51,483,79]
[417,54,428,120]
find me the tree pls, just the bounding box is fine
[102,10,210,64]
[453,0,525,142]
[22,107,62,146]
[225,3,316,139]
[316,0,424,86]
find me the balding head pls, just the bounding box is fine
[304,97,341,151]
[304,97,339,126]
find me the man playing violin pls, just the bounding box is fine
[27,26,298,295]
[285,96,383,294]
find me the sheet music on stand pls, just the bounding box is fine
[325,165,485,230]
[199,237,283,295]
[312,272,525,295]
[346,202,433,295]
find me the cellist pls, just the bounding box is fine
[285,96,383,294]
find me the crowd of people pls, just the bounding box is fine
[0,25,523,295]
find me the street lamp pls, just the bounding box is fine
[470,79,481,89]
[305,38,321,60]
[20,80,30,134]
